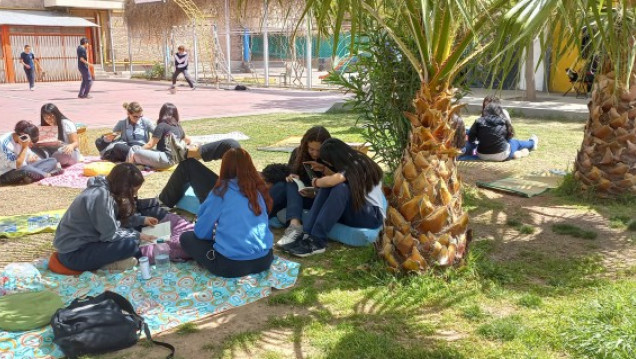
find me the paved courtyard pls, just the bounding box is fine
[0,80,347,132]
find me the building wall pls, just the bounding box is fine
[0,0,43,9]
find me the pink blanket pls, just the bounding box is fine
[38,157,154,189]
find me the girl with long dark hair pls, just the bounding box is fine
[269,126,331,246]
[281,138,385,257]
[35,103,81,167]
[179,148,274,278]
[467,101,538,161]
[53,163,159,271]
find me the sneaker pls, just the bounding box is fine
[30,87,34,91]
[191,87,196,90]
[530,134,539,151]
[276,224,303,247]
[286,235,326,257]
[101,257,138,271]
[166,133,187,163]
[49,168,65,177]
[512,148,530,159]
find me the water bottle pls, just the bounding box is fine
[154,239,171,273]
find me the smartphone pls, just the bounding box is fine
[19,134,30,142]
[303,162,317,180]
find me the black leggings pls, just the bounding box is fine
[179,231,274,278]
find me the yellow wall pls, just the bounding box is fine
[549,26,586,93]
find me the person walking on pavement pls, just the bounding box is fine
[170,45,195,90]
[19,45,40,91]
[77,38,94,99]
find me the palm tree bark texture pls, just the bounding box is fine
[378,83,470,272]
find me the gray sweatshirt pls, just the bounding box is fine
[53,176,144,254]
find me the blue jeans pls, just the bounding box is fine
[58,238,139,271]
[508,138,535,159]
[0,158,59,185]
[78,66,92,97]
[303,183,384,246]
[268,181,314,223]
[24,67,35,88]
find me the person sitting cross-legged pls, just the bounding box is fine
[281,138,385,257]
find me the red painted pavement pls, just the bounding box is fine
[0,80,346,132]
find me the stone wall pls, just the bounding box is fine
[0,0,43,9]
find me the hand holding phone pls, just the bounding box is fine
[18,134,30,143]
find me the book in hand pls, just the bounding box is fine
[139,221,171,247]
[292,177,316,196]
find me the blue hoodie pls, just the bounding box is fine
[194,179,273,261]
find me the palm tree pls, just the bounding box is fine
[500,0,636,195]
[291,0,516,271]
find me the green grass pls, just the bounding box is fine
[9,113,636,359]
[552,223,598,240]
[175,322,199,335]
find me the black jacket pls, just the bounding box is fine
[468,115,511,154]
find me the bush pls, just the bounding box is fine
[144,62,166,80]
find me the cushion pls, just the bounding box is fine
[272,208,383,247]
[175,186,201,214]
[83,161,116,177]
[48,252,82,275]
[0,290,64,331]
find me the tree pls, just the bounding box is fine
[499,0,636,195]
[294,0,519,271]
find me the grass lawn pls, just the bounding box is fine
[1,113,635,359]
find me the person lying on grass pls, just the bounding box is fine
[268,125,332,247]
[53,163,166,272]
[178,148,274,278]
[280,138,385,257]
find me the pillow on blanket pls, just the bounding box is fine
[140,213,193,263]
[83,161,116,177]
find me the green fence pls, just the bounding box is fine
[250,33,352,59]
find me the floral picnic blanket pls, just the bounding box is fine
[38,157,154,189]
[0,257,299,358]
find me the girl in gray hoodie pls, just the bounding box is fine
[53,163,158,271]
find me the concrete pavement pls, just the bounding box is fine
[0,79,347,132]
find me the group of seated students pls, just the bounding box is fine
[0,103,80,185]
[45,102,385,278]
[462,96,539,161]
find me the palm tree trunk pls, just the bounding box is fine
[574,69,636,195]
[378,83,470,271]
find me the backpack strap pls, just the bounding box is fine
[103,291,175,359]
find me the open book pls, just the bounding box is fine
[139,221,171,247]
[292,177,316,195]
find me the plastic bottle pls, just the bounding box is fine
[154,239,171,273]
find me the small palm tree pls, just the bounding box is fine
[292,0,516,271]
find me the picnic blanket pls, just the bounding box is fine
[0,257,300,358]
[38,157,154,189]
[476,170,565,197]
[189,131,250,144]
[0,209,65,239]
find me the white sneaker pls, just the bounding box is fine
[530,134,539,151]
[101,257,138,271]
[512,148,530,159]
[276,224,303,247]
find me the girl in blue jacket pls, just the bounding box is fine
[179,148,274,278]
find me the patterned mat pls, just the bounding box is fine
[189,131,250,144]
[0,257,299,358]
[38,157,154,189]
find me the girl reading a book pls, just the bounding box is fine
[269,126,331,247]
[281,138,385,257]
[53,163,161,271]
[35,103,81,167]
[95,102,155,163]
[179,148,274,278]
[0,120,61,185]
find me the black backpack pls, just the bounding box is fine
[50,291,175,359]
